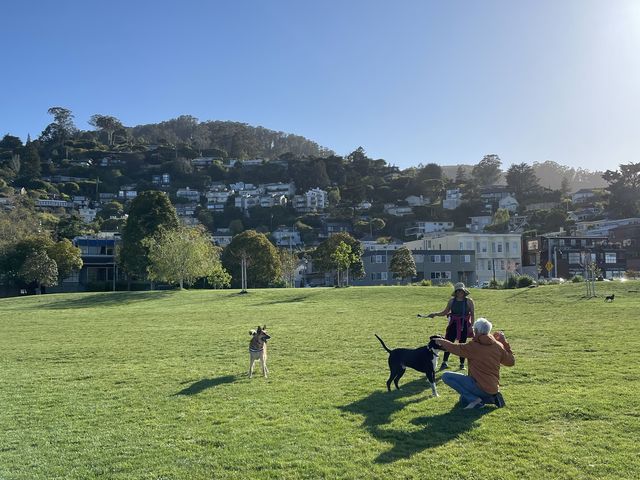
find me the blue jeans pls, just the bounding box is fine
[441,371,494,405]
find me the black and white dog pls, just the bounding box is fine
[375,334,444,396]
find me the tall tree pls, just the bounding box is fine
[472,154,502,186]
[221,230,281,288]
[120,191,179,279]
[278,249,299,288]
[506,163,541,201]
[47,238,83,280]
[18,144,41,179]
[331,241,355,286]
[89,114,124,146]
[602,162,640,218]
[389,247,417,284]
[40,107,76,145]
[144,226,227,289]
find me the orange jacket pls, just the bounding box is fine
[440,334,515,394]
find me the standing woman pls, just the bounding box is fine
[421,282,475,370]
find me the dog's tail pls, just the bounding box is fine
[375,334,392,353]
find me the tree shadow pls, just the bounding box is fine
[339,379,491,463]
[252,295,311,306]
[174,375,238,396]
[32,290,177,310]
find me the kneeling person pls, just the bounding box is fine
[435,318,514,409]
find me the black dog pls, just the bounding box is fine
[375,334,444,396]
[605,294,615,302]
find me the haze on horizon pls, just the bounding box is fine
[1,0,639,172]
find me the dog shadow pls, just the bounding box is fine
[339,379,490,463]
[175,375,238,396]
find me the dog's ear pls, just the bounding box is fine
[250,329,256,335]
[263,324,267,330]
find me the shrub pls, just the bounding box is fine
[504,276,518,289]
[517,275,535,288]
[437,281,453,289]
[537,278,548,286]
[571,275,584,283]
[420,279,432,287]
[489,279,501,289]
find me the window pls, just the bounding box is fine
[497,243,503,253]
[500,260,505,270]
[444,255,451,263]
[605,253,617,264]
[481,242,488,253]
[463,255,471,263]
[568,252,581,264]
[506,242,510,253]
[466,241,473,250]
[488,261,492,270]
[413,254,424,263]
[571,239,576,246]
[431,255,441,263]
[491,242,496,253]
[512,242,519,253]
[459,242,464,250]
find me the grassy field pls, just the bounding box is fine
[1,282,639,479]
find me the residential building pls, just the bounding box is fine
[351,239,405,286]
[99,193,116,202]
[406,232,522,284]
[405,221,454,238]
[78,207,98,223]
[573,218,640,237]
[525,202,560,212]
[293,188,328,213]
[191,157,218,168]
[175,203,198,217]
[443,188,463,210]
[36,199,71,209]
[480,185,514,203]
[383,203,413,217]
[609,224,640,271]
[212,228,233,247]
[410,249,477,286]
[205,190,231,211]
[571,189,598,204]
[176,187,201,202]
[117,189,137,200]
[151,173,171,187]
[70,233,121,291]
[272,226,302,248]
[320,219,352,238]
[498,195,519,213]
[71,196,90,208]
[234,194,260,211]
[522,234,627,279]
[467,216,493,233]
[262,182,295,196]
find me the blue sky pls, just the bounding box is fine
[1,0,639,171]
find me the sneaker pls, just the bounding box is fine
[464,397,484,409]
[439,362,449,371]
[493,392,506,408]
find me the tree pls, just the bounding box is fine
[603,162,640,218]
[18,250,58,292]
[0,134,23,151]
[48,239,83,280]
[144,226,227,289]
[279,249,299,287]
[506,163,541,201]
[120,191,179,279]
[18,144,41,179]
[472,154,502,186]
[331,241,355,286]
[40,107,76,145]
[485,208,511,233]
[560,177,571,196]
[221,230,282,288]
[313,232,364,282]
[389,247,416,284]
[89,114,124,146]
[455,165,468,183]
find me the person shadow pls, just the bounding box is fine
[174,375,238,396]
[339,378,491,463]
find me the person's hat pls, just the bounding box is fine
[451,282,470,296]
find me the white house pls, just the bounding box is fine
[205,190,231,211]
[383,203,413,217]
[235,194,260,211]
[293,188,328,213]
[78,207,97,223]
[571,189,598,204]
[467,216,493,233]
[406,232,522,284]
[212,228,233,247]
[272,226,302,247]
[262,182,295,196]
[405,221,454,238]
[443,188,463,210]
[498,195,519,213]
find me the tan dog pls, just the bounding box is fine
[248,325,270,378]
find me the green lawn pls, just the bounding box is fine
[1,283,639,479]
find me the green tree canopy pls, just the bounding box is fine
[120,191,179,278]
[221,230,282,288]
[603,162,640,218]
[312,232,364,279]
[144,226,228,289]
[506,163,541,202]
[472,154,502,186]
[389,247,417,283]
[19,250,58,290]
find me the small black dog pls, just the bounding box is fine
[375,334,444,396]
[605,294,615,302]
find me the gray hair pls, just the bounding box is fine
[473,318,492,335]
